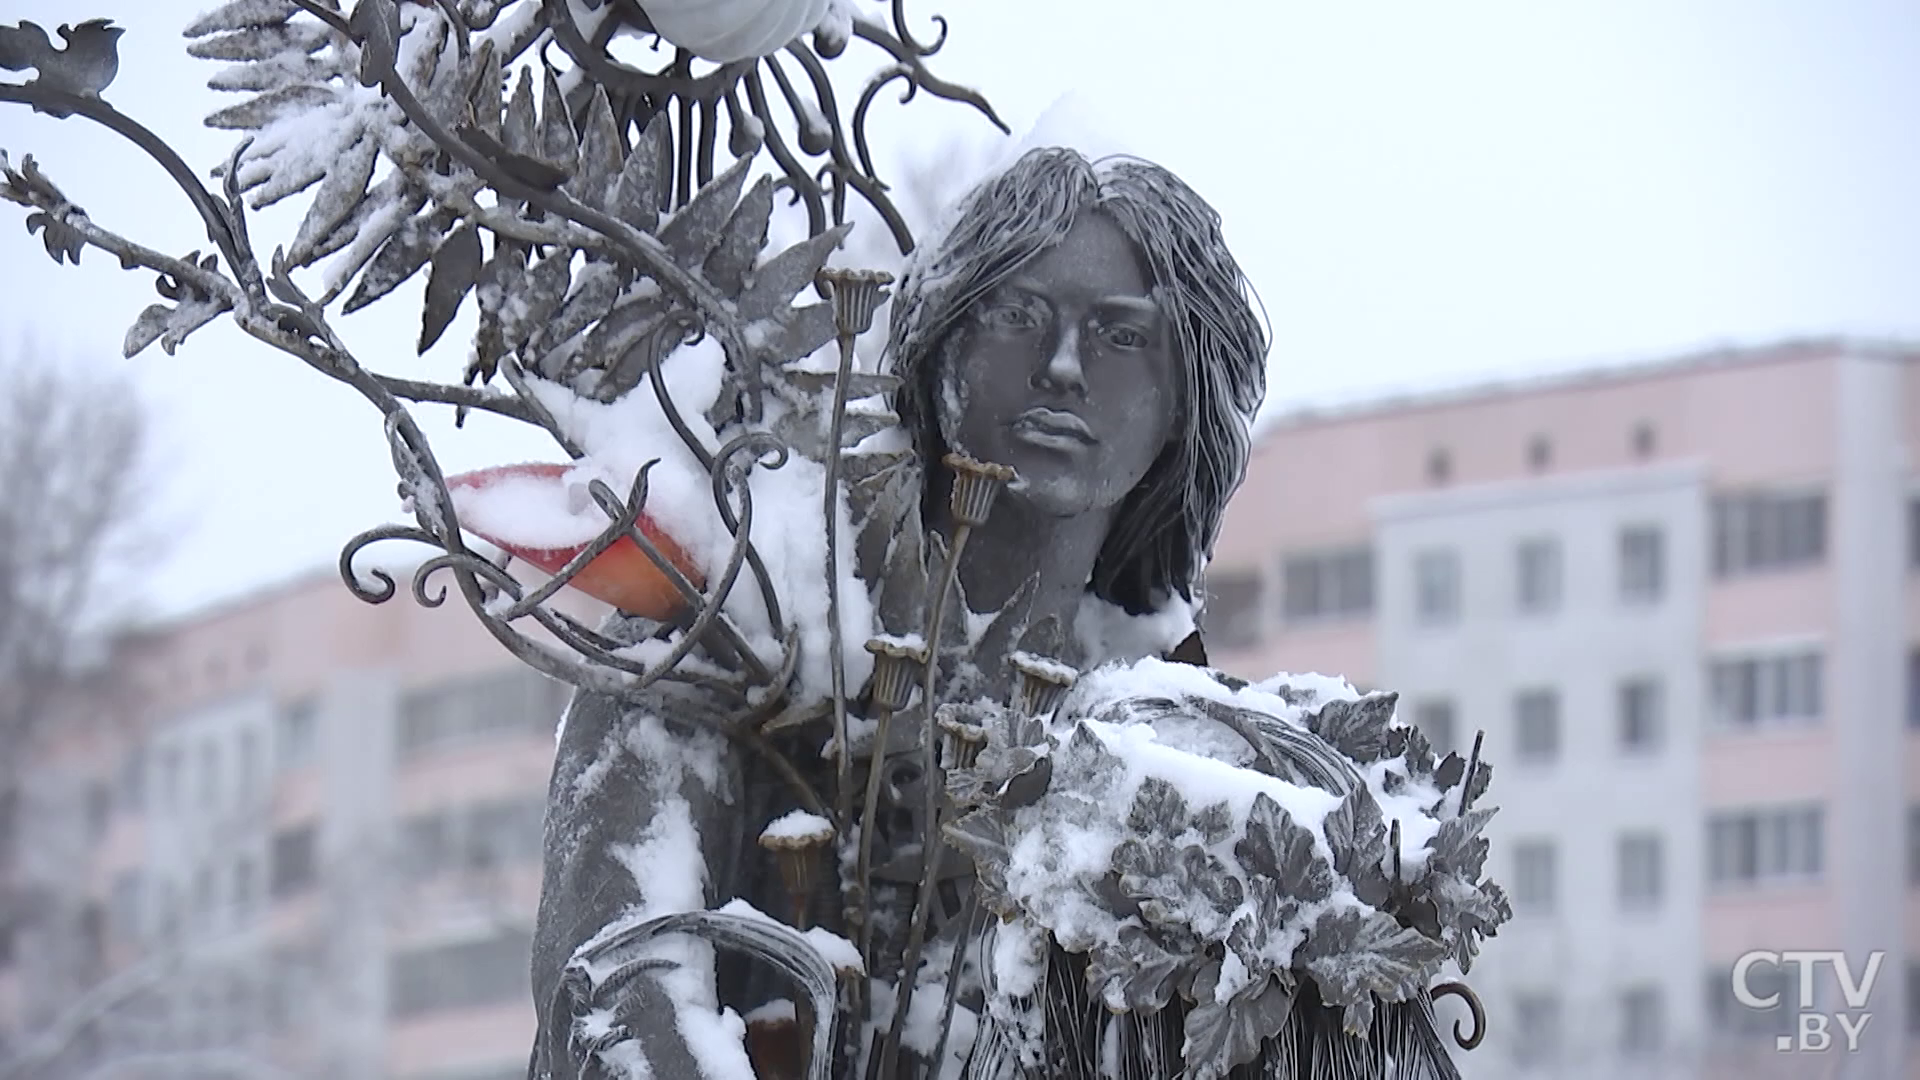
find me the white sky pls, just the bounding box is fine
[3,0,1919,619]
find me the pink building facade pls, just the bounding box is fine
[1206,340,1917,1079]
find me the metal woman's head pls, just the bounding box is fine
[888,147,1268,615]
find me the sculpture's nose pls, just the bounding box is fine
[1034,322,1088,395]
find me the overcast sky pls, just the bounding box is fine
[4,0,1919,619]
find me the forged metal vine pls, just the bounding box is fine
[0,0,999,713]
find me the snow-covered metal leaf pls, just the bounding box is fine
[185,0,318,37]
[1181,976,1295,1080]
[1422,806,1493,880]
[418,221,482,353]
[943,810,1013,916]
[1306,692,1401,764]
[1234,793,1333,903]
[703,176,775,294]
[342,205,452,312]
[658,154,755,268]
[501,65,538,157]
[738,225,849,321]
[286,132,378,265]
[204,82,334,131]
[186,22,333,63]
[538,66,575,165]
[1322,785,1392,908]
[1296,906,1447,1036]
[565,86,622,210]
[1128,777,1190,836]
[1086,924,1186,1012]
[530,261,622,364]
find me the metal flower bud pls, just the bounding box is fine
[943,453,1015,528]
[1009,651,1077,718]
[936,705,989,772]
[758,812,834,929]
[864,635,926,713]
[817,267,893,338]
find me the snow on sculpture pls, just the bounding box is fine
[0,3,1509,1078]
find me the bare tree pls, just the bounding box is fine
[0,341,160,1075]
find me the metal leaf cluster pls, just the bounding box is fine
[942,680,1514,1078]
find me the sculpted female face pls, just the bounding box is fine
[936,211,1177,517]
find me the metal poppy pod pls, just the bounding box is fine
[943,453,1015,528]
[758,812,834,928]
[936,707,989,772]
[638,0,832,63]
[1009,651,1077,718]
[863,635,926,713]
[817,267,893,337]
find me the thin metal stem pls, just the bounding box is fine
[879,522,971,1080]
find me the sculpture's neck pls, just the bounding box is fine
[940,493,1113,636]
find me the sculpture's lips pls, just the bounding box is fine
[1014,408,1096,444]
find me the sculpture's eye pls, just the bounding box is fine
[1101,323,1150,349]
[985,302,1040,330]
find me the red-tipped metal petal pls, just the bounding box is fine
[445,463,703,618]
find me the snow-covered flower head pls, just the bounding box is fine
[886,148,1268,617]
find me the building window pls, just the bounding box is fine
[86,781,112,841]
[0,787,14,875]
[237,729,260,805]
[1619,985,1664,1056]
[1711,491,1826,577]
[278,698,317,772]
[1513,840,1557,914]
[1618,525,1664,604]
[1631,422,1656,459]
[1617,677,1664,754]
[117,747,146,811]
[1426,448,1451,485]
[397,670,571,760]
[111,871,143,943]
[1709,651,1823,729]
[1513,992,1561,1066]
[1202,570,1264,649]
[1908,962,1920,1035]
[1617,832,1663,911]
[1707,804,1823,890]
[1413,549,1461,626]
[160,745,183,813]
[199,738,221,809]
[1514,537,1562,615]
[0,922,12,969]
[1908,804,1920,887]
[1514,689,1560,764]
[233,857,258,921]
[1707,962,1795,1037]
[1414,699,1456,755]
[1910,495,1920,569]
[466,797,547,872]
[1279,546,1374,622]
[389,929,535,1018]
[1526,435,1552,472]
[270,825,318,898]
[1908,648,1920,729]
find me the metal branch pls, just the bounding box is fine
[0,85,250,279]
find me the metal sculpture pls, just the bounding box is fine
[0,4,1507,1078]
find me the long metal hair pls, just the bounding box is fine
[887,147,1269,616]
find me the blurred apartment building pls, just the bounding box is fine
[0,571,593,1080]
[2,337,1915,1080]
[1205,338,1917,1080]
